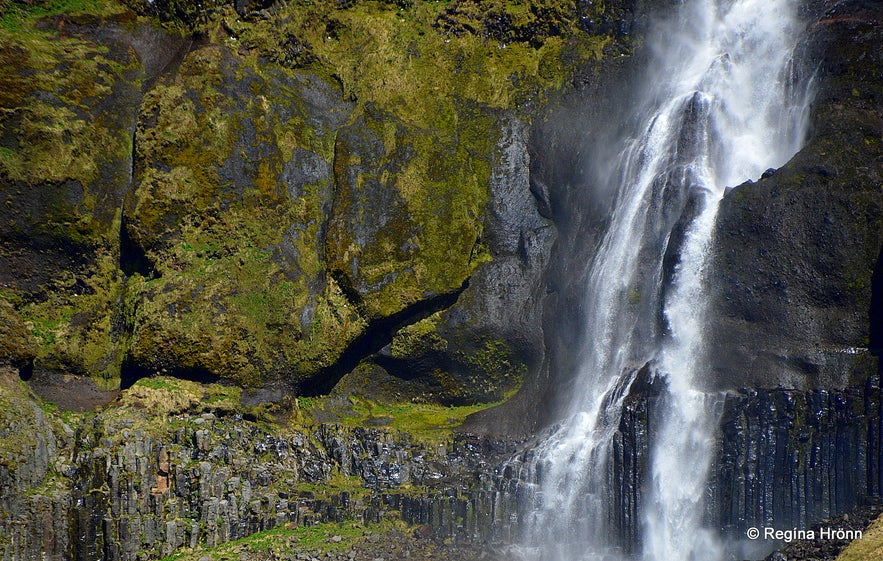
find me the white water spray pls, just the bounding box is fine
[516,0,814,560]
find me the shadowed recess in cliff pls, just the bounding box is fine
[119,359,221,390]
[301,277,470,396]
[119,216,157,278]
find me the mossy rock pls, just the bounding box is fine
[326,104,495,320]
[0,0,623,397]
[0,13,143,250]
[377,312,526,405]
[0,13,150,387]
[0,299,37,368]
[125,45,365,388]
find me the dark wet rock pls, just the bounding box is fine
[705,0,883,391]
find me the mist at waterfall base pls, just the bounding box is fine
[511,1,815,560]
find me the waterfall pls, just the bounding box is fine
[514,0,815,559]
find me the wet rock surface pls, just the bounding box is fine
[706,0,883,391]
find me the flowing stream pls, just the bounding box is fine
[515,0,814,559]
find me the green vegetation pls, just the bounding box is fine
[0,0,126,31]
[120,42,370,387]
[0,299,37,367]
[293,471,372,499]
[0,3,143,387]
[224,0,610,122]
[325,105,495,319]
[0,0,617,396]
[131,376,247,413]
[301,393,507,443]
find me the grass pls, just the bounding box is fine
[293,471,370,499]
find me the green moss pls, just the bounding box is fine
[390,316,447,358]
[93,376,245,437]
[211,0,614,328]
[125,46,370,387]
[227,0,610,124]
[1,0,620,391]
[15,246,126,388]
[0,27,140,190]
[127,205,366,385]
[303,394,505,443]
[326,105,495,319]
[0,373,66,479]
[0,7,149,387]
[294,471,370,500]
[0,0,126,31]
[0,299,37,366]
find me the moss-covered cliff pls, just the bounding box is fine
[0,0,634,400]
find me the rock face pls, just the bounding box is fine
[0,373,522,560]
[124,44,361,389]
[3,370,882,561]
[0,1,574,401]
[0,15,187,388]
[705,0,883,391]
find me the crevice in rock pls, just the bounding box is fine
[302,277,470,396]
[119,358,221,390]
[17,360,34,381]
[329,268,365,313]
[119,216,156,278]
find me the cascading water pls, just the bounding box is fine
[514,0,814,559]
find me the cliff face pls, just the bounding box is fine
[1,0,631,402]
[0,368,523,560]
[4,366,879,561]
[0,0,881,559]
[705,0,883,392]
